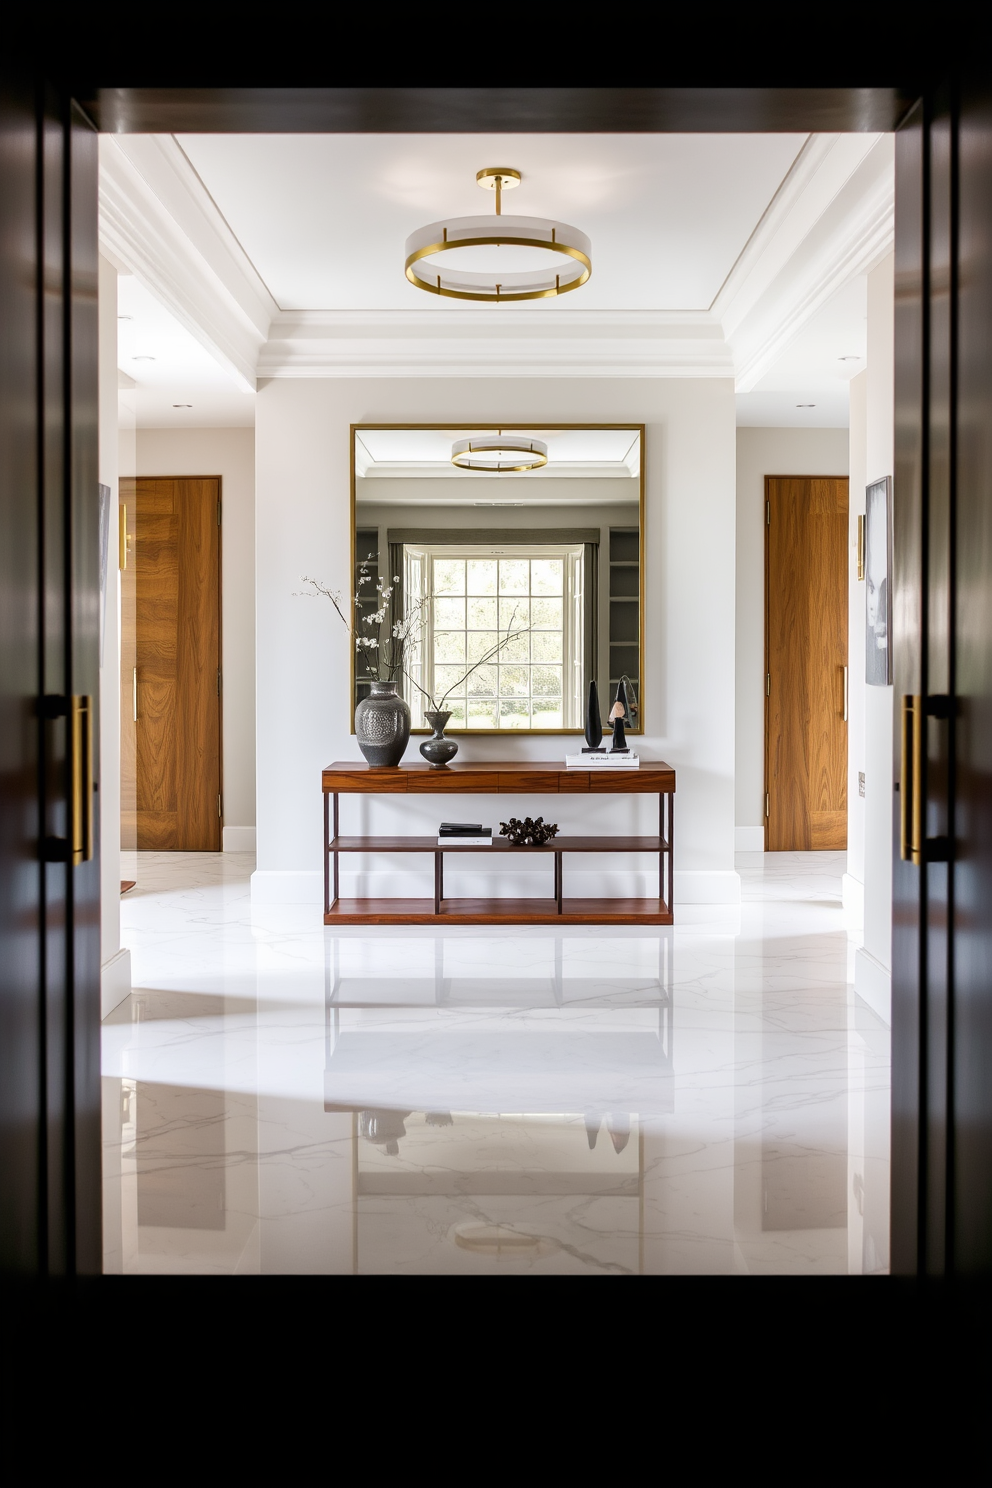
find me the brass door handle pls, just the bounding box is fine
[133,667,138,722]
[71,694,94,865]
[843,666,849,722]
[901,694,923,864]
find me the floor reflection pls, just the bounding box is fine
[102,850,889,1275]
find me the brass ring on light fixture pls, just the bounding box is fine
[405,226,591,302]
[405,167,591,302]
[451,435,548,473]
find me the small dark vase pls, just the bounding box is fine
[420,710,458,768]
[355,679,411,767]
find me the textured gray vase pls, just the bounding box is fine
[355,680,411,767]
[420,710,458,768]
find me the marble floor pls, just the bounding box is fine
[102,851,890,1275]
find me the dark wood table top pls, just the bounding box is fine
[322,760,675,793]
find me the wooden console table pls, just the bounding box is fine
[322,760,675,926]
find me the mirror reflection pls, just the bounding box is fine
[352,425,643,732]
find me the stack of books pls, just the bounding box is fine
[437,821,493,846]
[564,751,640,769]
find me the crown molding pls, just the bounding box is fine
[259,308,733,379]
[98,135,278,391]
[720,134,894,391]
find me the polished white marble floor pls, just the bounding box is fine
[102,851,890,1276]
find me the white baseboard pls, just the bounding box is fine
[223,826,256,853]
[854,947,891,1025]
[842,872,865,928]
[250,866,741,907]
[735,826,765,852]
[101,947,131,1020]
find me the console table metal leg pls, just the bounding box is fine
[323,793,330,915]
[332,793,340,908]
[667,792,674,915]
[554,850,563,913]
[434,851,442,915]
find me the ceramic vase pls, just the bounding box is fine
[420,710,458,768]
[355,679,411,767]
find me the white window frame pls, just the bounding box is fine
[404,542,585,729]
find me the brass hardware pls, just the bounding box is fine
[857,514,866,580]
[217,794,223,819]
[70,695,93,865]
[119,503,127,570]
[217,500,222,526]
[133,667,137,722]
[766,672,770,697]
[843,666,849,722]
[406,233,591,301]
[766,500,770,526]
[765,792,770,819]
[901,694,924,864]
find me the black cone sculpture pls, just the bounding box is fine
[583,680,603,751]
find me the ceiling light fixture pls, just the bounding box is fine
[796,403,816,408]
[452,432,548,473]
[405,168,592,303]
[172,403,192,408]
[132,355,156,361]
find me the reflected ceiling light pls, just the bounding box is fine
[172,403,192,408]
[451,433,548,473]
[132,354,155,361]
[796,403,816,408]
[405,167,592,303]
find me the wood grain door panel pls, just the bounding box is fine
[135,477,221,850]
[766,476,849,852]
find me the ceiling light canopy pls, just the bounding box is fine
[451,434,549,473]
[405,168,592,303]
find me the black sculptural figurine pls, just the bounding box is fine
[582,679,605,752]
[500,816,560,847]
[608,678,630,753]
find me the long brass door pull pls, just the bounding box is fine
[900,695,923,864]
[71,695,94,865]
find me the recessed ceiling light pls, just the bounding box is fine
[796,403,816,408]
[172,403,192,409]
[837,355,860,361]
[132,355,155,361]
[117,314,132,321]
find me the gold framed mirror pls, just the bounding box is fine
[351,424,644,735]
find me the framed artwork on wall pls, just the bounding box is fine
[865,475,892,686]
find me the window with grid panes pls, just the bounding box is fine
[404,544,585,729]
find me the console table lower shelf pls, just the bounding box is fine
[322,761,675,926]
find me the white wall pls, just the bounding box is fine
[254,377,738,905]
[98,256,131,1018]
[135,428,256,848]
[735,426,850,849]
[851,254,895,1022]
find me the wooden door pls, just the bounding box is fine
[134,477,221,850]
[765,476,849,851]
[119,487,137,872]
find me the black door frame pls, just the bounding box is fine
[3,74,983,1275]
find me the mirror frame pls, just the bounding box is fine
[350,423,645,735]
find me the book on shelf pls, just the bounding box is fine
[438,822,492,846]
[564,752,640,769]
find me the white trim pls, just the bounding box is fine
[735,826,765,852]
[842,872,865,928]
[251,866,741,907]
[223,826,257,853]
[98,136,273,392]
[854,947,891,1026]
[728,136,894,393]
[101,947,132,1020]
[260,308,733,380]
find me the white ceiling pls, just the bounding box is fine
[104,131,892,430]
[177,133,808,313]
[116,274,255,427]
